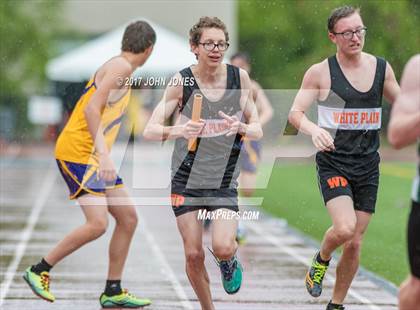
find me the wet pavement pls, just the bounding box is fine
[0,143,398,309]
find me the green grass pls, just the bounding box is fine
[255,161,414,285]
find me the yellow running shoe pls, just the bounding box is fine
[23,267,55,302]
[100,289,151,308]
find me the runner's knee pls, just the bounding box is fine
[212,239,236,260]
[127,211,138,228]
[334,224,355,242]
[115,208,138,229]
[185,248,205,268]
[344,237,363,255]
[86,218,108,238]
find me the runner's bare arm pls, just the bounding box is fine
[289,63,335,151]
[84,60,131,155]
[84,60,131,181]
[252,80,273,127]
[388,55,420,149]
[237,69,263,140]
[143,73,204,141]
[383,62,400,104]
[289,65,321,134]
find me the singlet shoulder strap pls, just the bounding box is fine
[327,55,339,73]
[179,67,196,111]
[375,56,387,91]
[327,56,341,92]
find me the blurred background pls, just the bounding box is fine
[1,0,418,144]
[1,0,419,287]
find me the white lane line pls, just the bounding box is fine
[139,216,194,310]
[0,165,56,307]
[245,221,384,310]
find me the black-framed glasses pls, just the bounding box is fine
[333,27,367,40]
[199,41,230,51]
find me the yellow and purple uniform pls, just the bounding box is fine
[240,139,261,173]
[55,77,131,199]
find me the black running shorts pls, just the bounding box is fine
[171,181,239,217]
[408,200,420,278]
[316,151,380,213]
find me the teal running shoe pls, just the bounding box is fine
[208,248,243,294]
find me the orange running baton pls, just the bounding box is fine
[188,94,203,152]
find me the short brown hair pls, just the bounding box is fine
[328,6,360,32]
[189,17,229,46]
[122,21,156,53]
